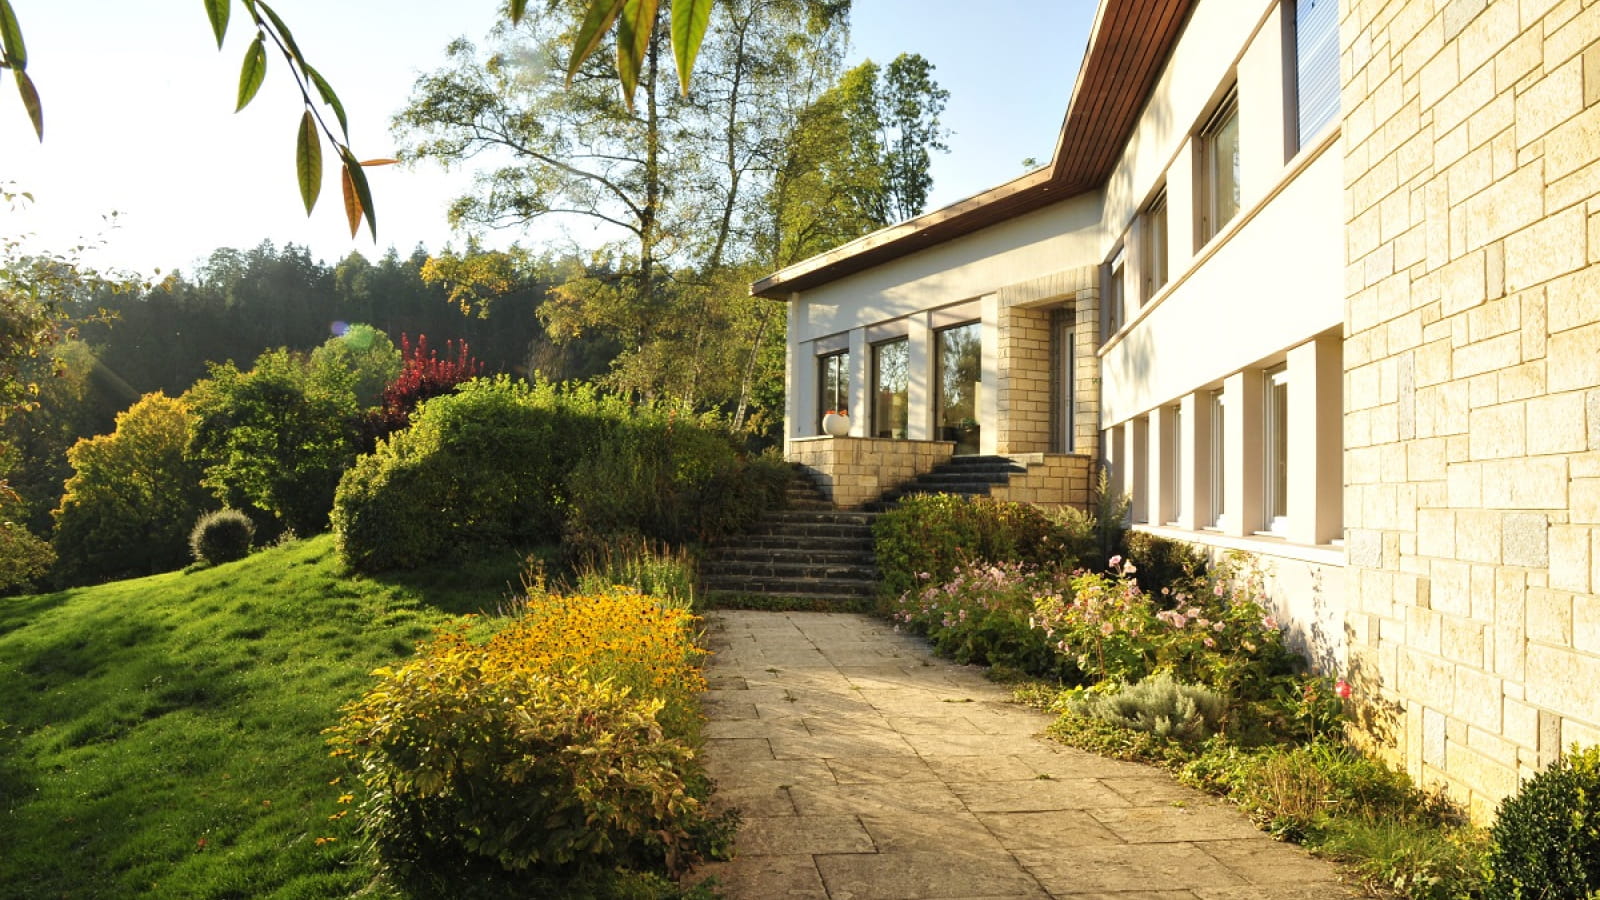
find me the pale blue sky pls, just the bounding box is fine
[0,2,1092,276]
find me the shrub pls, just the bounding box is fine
[188,508,255,566]
[328,588,718,881]
[890,560,1082,682]
[1185,740,1430,842]
[1123,530,1208,598]
[1069,671,1226,743]
[51,392,212,582]
[1319,818,1489,900]
[365,333,485,440]
[571,539,698,611]
[1032,557,1293,696]
[1487,744,1600,900]
[874,494,1079,598]
[185,350,358,535]
[334,379,785,572]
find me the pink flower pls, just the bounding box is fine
[1203,637,1216,648]
[1100,621,1115,636]
[1262,615,1279,630]
[1109,555,1123,568]
[1335,679,1353,700]
[1213,621,1225,632]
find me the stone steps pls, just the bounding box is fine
[699,469,879,607]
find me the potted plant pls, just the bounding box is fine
[822,408,850,436]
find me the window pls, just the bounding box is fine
[1169,404,1183,524]
[1263,366,1290,533]
[1142,190,1169,300]
[817,350,849,432]
[1103,247,1126,340]
[1209,389,1227,528]
[935,322,982,455]
[1197,89,1241,246]
[1291,0,1340,151]
[872,339,909,439]
[1051,309,1076,453]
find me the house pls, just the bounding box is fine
[754,0,1600,820]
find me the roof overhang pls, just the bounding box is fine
[752,0,1194,299]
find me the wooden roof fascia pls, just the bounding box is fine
[752,0,1194,300]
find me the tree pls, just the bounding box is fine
[51,393,211,583]
[309,322,401,408]
[770,53,949,263]
[185,349,359,535]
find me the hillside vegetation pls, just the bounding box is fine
[0,535,525,899]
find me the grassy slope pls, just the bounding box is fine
[0,535,527,900]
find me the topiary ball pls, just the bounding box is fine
[189,509,256,566]
[1487,744,1600,899]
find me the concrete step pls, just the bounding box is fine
[702,559,877,580]
[914,470,1014,485]
[738,534,877,551]
[701,574,877,597]
[708,546,874,566]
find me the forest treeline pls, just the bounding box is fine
[1,241,616,538]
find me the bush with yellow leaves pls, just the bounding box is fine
[326,587,723,883]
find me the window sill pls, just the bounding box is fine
[1133,524,1345,567]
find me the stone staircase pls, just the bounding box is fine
[698,468,880,604]
[698,456,1029,607]
[863,454,1027,510]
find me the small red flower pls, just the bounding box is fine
[1335,679,1353,700]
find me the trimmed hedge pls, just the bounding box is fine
[332,378,787,572]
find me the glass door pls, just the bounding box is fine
[936,322,981,455]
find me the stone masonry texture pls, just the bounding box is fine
[1341,0,1600,819]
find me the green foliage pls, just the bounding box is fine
[188,508,255,566]
[1183,740,1431,842]
[873,493,1080,599]
[0,484,51,592]
[570,539,699,611]
[1123,529,1209,597]
[1032,558,1294,694]
[1487,744,1600,899]
[1068,671,1226,743]
[333,377,552,572]
[185,348,359,535]
[51,392,212,583]
[889,560,1082,682]
[1318,818,1489,900]
[308,322,401,408]
[328,588,724,884]
[334,378,785,573]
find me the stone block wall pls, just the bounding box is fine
[988,453,1095,509]
[993,266,1103,459]
[788,436,955,508]
[1342,0,1600,818]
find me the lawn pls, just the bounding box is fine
[0,535,528,900]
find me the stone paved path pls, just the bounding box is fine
[692,611,1359,900]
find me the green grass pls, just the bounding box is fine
[0,534,528,900]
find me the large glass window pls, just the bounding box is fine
[1292,0,1340,150]
[817,350,849,432]
[872,339,909,439]
[1198,90,1240,246]
[1103,247,1126,340]
[936,322,982,455]
[1143,190,1169,301]
[1264,366,1290,533]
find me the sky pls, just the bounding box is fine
[0,1,1094,278]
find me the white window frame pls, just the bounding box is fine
[1169,404,1184,526]
[1197,88,1240,247]
[1209,389,1227,530]
[1103,246,1126,341]
[1142,189,1169,302]
[1262,366,1290,535]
